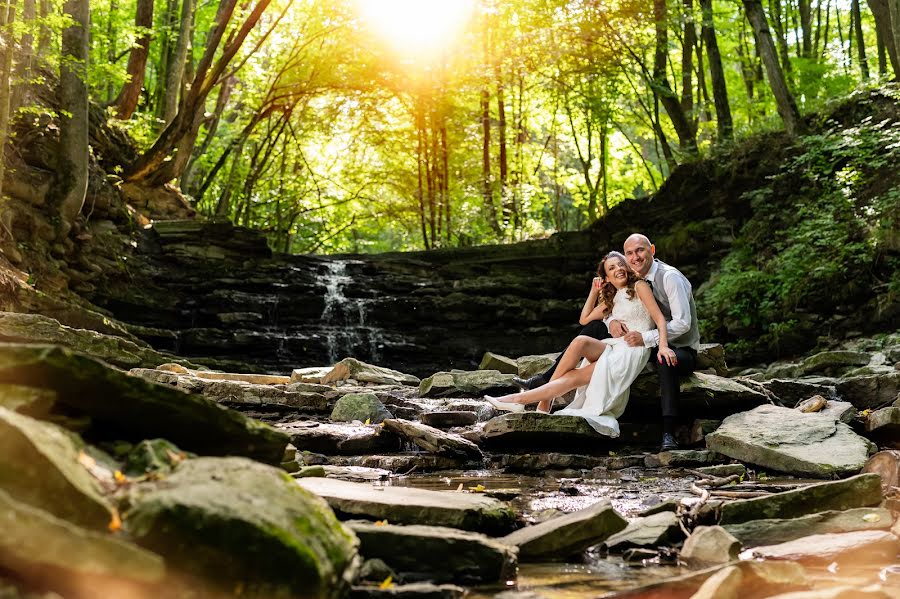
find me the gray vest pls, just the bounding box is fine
[649,260,700,350]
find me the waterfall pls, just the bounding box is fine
[319,260,385,364]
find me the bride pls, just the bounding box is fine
[484,251,676,437]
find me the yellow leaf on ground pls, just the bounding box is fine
[365,418,371,425]
[379,576,393,590]
[468,484,486,493]
[374,519,389,526]
[113,470,127,485]
[108,509,122,532]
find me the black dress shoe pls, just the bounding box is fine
[659,433,679,452]
[511,375,545,391]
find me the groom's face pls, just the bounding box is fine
[623,238,654,277]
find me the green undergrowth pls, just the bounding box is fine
[699,86,900,362]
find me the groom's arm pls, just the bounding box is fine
[639,272,693,347]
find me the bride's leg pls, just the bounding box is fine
[493,362,596,406]
[535,337,607,412]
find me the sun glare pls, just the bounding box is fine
[356,0,476,58]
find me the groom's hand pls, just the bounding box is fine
[609,320,629,337]
[624,331,644,347]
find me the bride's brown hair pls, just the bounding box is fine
[597,251,641,316]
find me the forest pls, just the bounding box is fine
[1,0,898,254]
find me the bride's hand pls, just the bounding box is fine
[592,277,602,291]
[657,346,678,367]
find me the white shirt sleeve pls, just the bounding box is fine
[641,271,693,348]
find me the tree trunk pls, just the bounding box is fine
[11,0,32,113]
[700,0,734,141]
[654,0,698,154]
[799,0,812,56]
[415,100,429,250]
[181,74,235,192]
[481,86,498,232]
[770,0,794,77]
[112,0,153,119]
[599,118,609,215]
[55,0,89,238]
[867,0,900,76]
[681,0,696,122]
[440,123,449,245]
[743,0,804,136]
[105,0,117,102]
[154,0,177,120]
[496,77,508,219]
[36,0,48,55]
[162,0,193,125]
[851,0,868,77]
[0,0,16,203]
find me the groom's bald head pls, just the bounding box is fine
[623,233,655,277]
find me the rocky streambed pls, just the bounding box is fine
[0,314,899,598]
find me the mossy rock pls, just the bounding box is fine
[0,343,289,464]
[331,393,393,424]
[124,439,195,476]
[123,457,359,598]
[478,352,518,375]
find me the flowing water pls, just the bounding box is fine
[319,260,386,363]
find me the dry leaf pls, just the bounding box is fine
[113,470,127,485]
[468,484,486,493]
[374,519,389,526]
[108,509,122,532]
[364,418,371,425]
[378,576,393,590]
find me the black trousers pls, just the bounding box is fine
[540,320,610,381]
[650,346,697,418]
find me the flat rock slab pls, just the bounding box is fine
[157,363,291,385]
[624,372,769,420]
[644,450,726,468]
[745,530,900,566]
[0,407,115,530]
[348,520,517,584]
[418,370,517,398]
[680,526,741,565]
[501,499,627,561]
[0,344,289,464]
[124,457,359,598]
[323,358,419,386]
[321,465,392,483]
[500,453,643,473]
[478,352,518,375]
[0,489,165,598]
[382,419,482,460]
[866,407,900,448]
[277,421,400,455]
[603,511,684,551]
[836,371,900,410]
[759,379,837,407]
[297,477,517,535]
[705,405,875,478]
[723,507,894,547]
[719,473,883,525]
[481,413,616,451]
[419,411,478,428]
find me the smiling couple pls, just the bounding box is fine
[484,233,700,452]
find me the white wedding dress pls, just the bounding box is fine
[554,288,655,437]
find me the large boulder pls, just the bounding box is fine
[296,478,517,535]
[866,407,900,448]
[0,408,115,530]
[0,489,166,598]
[418,370,517,397]
[515,354,557,379]
[718,474,883,525]
[624,372,769,420]
[478,352,518,375]
[381,419,483,460]
[322,358,419,386]
[500,499,627,561]
[331,393,393,424]
[0,344,289,463]
[705,405,875,478]
[835,371,900,410]
[797,350,871,377]
[123,457,359,598]
[347,521,517,584]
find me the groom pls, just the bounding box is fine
[512,233,700,451]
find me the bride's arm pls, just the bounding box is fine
[635,281,677,366]
[579,277,608,325]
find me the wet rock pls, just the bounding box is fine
[296,478,517,535]
[689,565,742,599]
[603,511,684,551]
[718,473,883,525]
[695,464,746,478]
[123,439,192,476]
[501,499,627,561]
[705,405,875,478]
[759,378,837,407]
[418,370,517,397]
[0,408,115,530]
[861,450,900,493]
[333,454,464,473]
[500,453,624,473]
[764,587,894,598]
[681,526,741,565]
[323,358,420,386]
[419,411,477,428]
[744,530,900,566]
[357,558,396,583]
[644,450,725,468]
[349,583,465,599]
[124,457,359,598]
[277,421,400,455]
[638,500,679,517]
[795,395,827,412]
[381,419,483,460]
[348,520,517,584]
[866,407,900,448]
[478,352,518,374]
[0,489,165,598]
[482,413,615,451]
[0,344,289,463]
[0,312,192,370]
[331,393,393,424]
[622,548,661,562]
[723,507,894,547]
[516,354,557,379]
[835,371,900,410]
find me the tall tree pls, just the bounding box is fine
[653,0,698,154]
[162,0,193,125]
[866,0,900,76]
[700,0,733,141]
[111,0,154,119]
[0,0,16,203]
[743,0,803,137]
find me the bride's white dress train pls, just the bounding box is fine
[554,288,655,437]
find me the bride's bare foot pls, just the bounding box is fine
[484,395,525,413]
